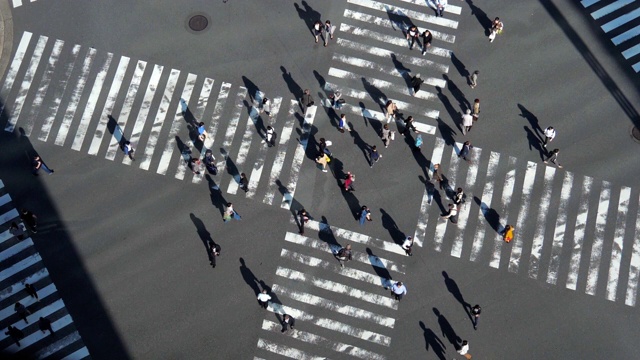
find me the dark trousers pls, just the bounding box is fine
[409,36,419,49]
[281,318,295,332]
[258,300,269,309]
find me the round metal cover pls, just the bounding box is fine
[189,15,209,32]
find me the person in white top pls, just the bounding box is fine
[391,281,407,300]
[462,109,474,135]
[457,340,472,359]
[401,236,414,256]
[435,0,447,17]
[543,126,556,147]
[257,289,271,309]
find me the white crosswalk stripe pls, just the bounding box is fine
[0,182,89,358]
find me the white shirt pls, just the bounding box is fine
[436,0,447,8]
[458,343,469,355]
[391,283,407,295]
[402,238,413,250]
[544,127,556,139]
[257,293,271,302]
[462,113,474,126]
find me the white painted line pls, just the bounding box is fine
[546,172,574,284]
[123,64,164,165]
[566,176,593,291]
[227,91,261,194]
[55,47,97,146]
[61,347,90,360]
[281,106,317,210]
[36,331,82,360]
[265,305,392,346]
[433,146,460,252]
[581,0,601,8]
[612,24,640,45]
[586,181,611,295]
[339,23,451,59]
[261,320,385,360]
[470,151,500,262]
[263,100,297,205]
[0,290,61,328]
[175,77,214,180]
[6,35,47,133]
[247,97,283,198]
[414,137,446,248]
[0,238,33,262]
[399,0,462,14]
[256,338,325,360]
[0,208,20,227]
[625,193,640,306]
[0,268,49,302]
[509,162,537,274]
[632,61,640,73]
[276,267,398,310]
[216,86,249,179]
[71,52,114,151]
[0,254,42,283]
[4,314,73,353]
[336,38,448,74]
[528,166,556,279]
[12,0,22,8]
[39,44,81,142]
[591,0,634,20]
[347,0,458,29]
[606,186,631,301]
[284,232,404,273]
[329,67,438,101]
[157,73,197,176]
[489,156,517,268]
[1,32,33,131]
[602,7,640,33]
[140,69,182,170]
[272,284,395,327]
[0,193,11,207]
[622,43,640,59]
[343,9,456,43]
[25,39,64,137]
[87,56,130,155]
[451,147,482,258]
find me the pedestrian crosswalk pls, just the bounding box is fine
[323,0,463,135]
[0,180,90,359]
[411,135,640,308]
[0,31,315,207]
[581,0,640,72]
[254,224,407,360]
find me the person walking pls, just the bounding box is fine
[239,173,249,192]
[25,283,39,302]
[281,314,296,332]
[459,141,473,162]
[543,148,563,168]
[503,225,515,243]
[543,126,556,147]
[5,326,25,347]
[315,154,329,172]
[414,134,423,151]
[189,157,203,175]
[385,100,398,123]
[489,17,504,42]
[391,281,407,301]
[14,302,30,323]
[402,236,414,256]
[469,70,479,88]
[297,209,310,235]
[433,164,444,189]
[324,20,336,47]
[454,187,466,210]
[318,138,332,157]
[197,122,208,141]
[223,203,241,222]
[20,209,37,233]
[359,206,372,225]
[343,172,355,192]
[123,141,135,161]
[209,242,221,268]
[32,155,54,175]
[313,20,324,44]
[462,109,473,135]
[472,99,480,121]
[411,74,424,96]
[402,116,419,135]
[257,289,272,309]
[330,90,344,109]
[266,126,277,147]
[338,114,351,133]
[435,0,447,17]
[336,244,353,267]
[458,340,472,359]
[38,316,54,335]
[368,146,382,167]
[406,25,420,50]
[471,304,481,330]
[421,29,433,55]
[441,204,458,223]
[380,124,393,148]
[260,97,273,118]
[301,89,315,110]
[203,150,217,175]
[9,222,26,240]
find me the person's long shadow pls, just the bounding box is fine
[348,126,370,166]
[475,196,501,234]
[242,76,260,103]
[380,209,405,245]
[436,117,457,149]
[524,126,547,161]
[294,1,321,37]
[313,70,340,129]
[332,158,362,219]
[433,307,461,350]
[443,74,470,112]
[418,175,437,209]
[180,98,197,126]
[362,78,386,112]
[391,54,412,89]
[386,5,412,32]
[242,100,266,138]
[190,213,218,266]
[205,175,225,217]
[176,136,192,165]
[465,0,493,32]
[403,131,429,179]
[451,53,469,79]
[518,104,544,139]
[317,216,340,247]
[419,321,447,360]
[442,271,471,321]
[281,66,303,107]
[435,86,462,133]
[366,248,393,289]
[222,149,240,184]
[239,258,261,296]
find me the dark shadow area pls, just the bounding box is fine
[391,54,412,90]
[281,66,303,109]
[518,104,543,139]
[258,280,283,317]
[474,196,501,233]
[451,53,470,79]
[190,213,219,267]
[419,321,447,360]
[222,149,240,183]
[242,76,260,103]
[239,257,261,296]
[436,117,457,148]
[433,307,461,350]
[524,126,547,161]
[331,158,361,219]
[348,126,371,166]
[294,1,321,37]
[403,131,430,179]
[313,70,340,129]
[243,100,266,138]
[180,98,197,126]
[435,86,462,132]
[379,209,405,245]
[316,216,340,247]
[175,136,193,169]
[443,74,470,112]
[106,115,129,153]
[205,175,226,217]
[361,78,386,112]
[365,248,393,289]
[442,271,471,320]
[465,0,493,31]
[385,5,413,32]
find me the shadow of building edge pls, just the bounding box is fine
[0,99,130,359]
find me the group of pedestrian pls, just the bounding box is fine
[312,20,336,47]
[5,284,54,347]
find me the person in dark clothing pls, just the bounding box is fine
[209,242,221,268]
[38,316,54,335]
[14,302,30,323]
[32,155,54,175]
[203,150,217,175]
[336,244,353,267]
[459,141,473,162]
[25,283,39,301]
[368,145,381,167]
[406,25,419,50]
[297,209,310,235]
[281,314,295,332]
[543,148,563,168]
[402,116,419,135]
[301,89,315,110]
[5,326,25,346]
[20,209,38,233]
[411,74,424,96]
[239,173,249,192]
[9,222,25,240]
[421,30,433,55]
[471,304,481,330]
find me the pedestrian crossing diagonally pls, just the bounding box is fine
[411,135,640,308]
[322,0,463,139]
[0,181,90,359]
[582,0,640,72]
[254,224,411,360]
[0,31,315,207]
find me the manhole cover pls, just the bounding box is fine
[633,126,640,141]
[189,15,209,32]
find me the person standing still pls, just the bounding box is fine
[297,209,310,235]
[210,242,221,268]
[32,155,54,175]
[391,281,407,301]
[324,20,335,47]
[543,126,556,147]
[471,305,481,329]
[469,70,479,89]
[421,29,433,55]
[313,20,324,44]
[458,340,472,359]
[462,109,473,135]
[402,236,414,256]
[257,289,271,309]
[543,148,563,168]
